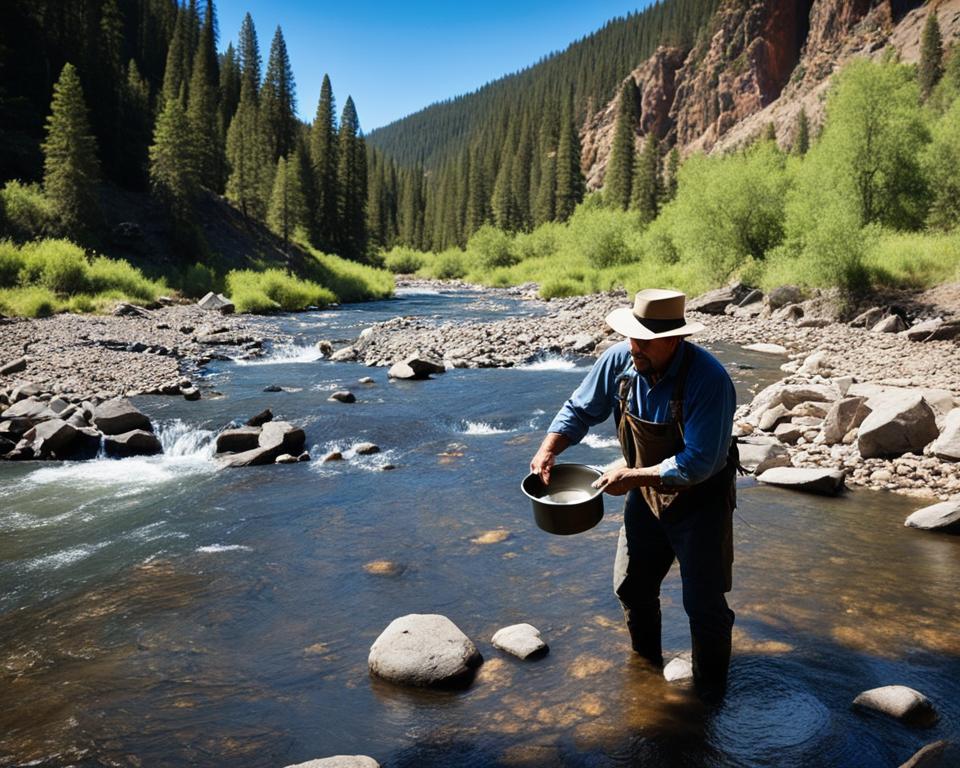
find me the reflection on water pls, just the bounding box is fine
[1,294,959,767]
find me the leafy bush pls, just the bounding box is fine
[423,249,467,280]
[567,207,638,269]
[540,278,582,299]
[0,240,25,288]
[383,246,425,274]
[181,263,218,298]
[88,256,166,300]
[226,269,336,313]
[864,229,960,288]
[465,225,518,270]
[0,181,56,240]
[0,286,60,317]
[19,239,90,294]
[300,243,394,302]
[513,223,562,261]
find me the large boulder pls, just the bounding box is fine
[368,614,482,687]
[756,467,845,496]
[930,408,960,461]
[766,285,803,309]
[746,383,837,425]
[1,397,49,422]
[687,283,751,314]
[848,384,955,426]
[197,292,235,314]
[24,418,78,458]
[491,623,548,659]
[904,500,960,533]
[822,396,871,445]
[215,427,262,454]
[852,685,938,727]
[857,395,939,459]
[871,314,907,333]
[218,421,305,467]
[388,355,445,380]
[902,319,944,342]
[736,436,791,474]
[93,398,152,435]
[898,741,949,768]
[284,758,380,768]
[103,429,163,458]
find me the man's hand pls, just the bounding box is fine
[530,432,570,484]
[592,465,662,496]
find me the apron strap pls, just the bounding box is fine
[668,344,696,435]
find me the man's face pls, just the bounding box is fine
[629,336,681,374]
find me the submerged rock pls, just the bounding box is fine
[756,467,845,496]
[354,442,380,456]
[853,685,938,727]
[898,741,949,768]
[329,390,356,403]
[368,614,482,687]
[491,623,548,659]
[388,355,445,380]
[103,429,162,458]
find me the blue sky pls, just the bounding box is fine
[216,1,654,133]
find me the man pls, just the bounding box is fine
[530,288,738,703]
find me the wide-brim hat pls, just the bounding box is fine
[605,288,704,340]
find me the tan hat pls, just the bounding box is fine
[605,288,704,340]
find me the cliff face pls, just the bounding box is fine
[580,0,958,189]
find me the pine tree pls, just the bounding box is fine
[311,74,339,252]
[162,4,190,106]
[237,13,262,98]
[225,78,271,220]
[511,116,533,230]
[533,113,558,226]
[42,63,101,234]
[465,145,489,236]
[261,26,297,162]
[792,108,809,156]
[763,122,777,143]
[292,132,318,240]
[555,91,584,221]
[663,146,680,203]
[605,81,639,210]
[919,11,944,99]
[119,59,153,190]
[219,43,241,137]
[267,155,305,248]
[188,0,222,190]
[149,97,199,222]
[337,96,367,259]
[631,133,661,224]
[491,146,516,231]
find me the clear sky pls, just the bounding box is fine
[216,1,654,133]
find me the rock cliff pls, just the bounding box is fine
[581,0,960,189]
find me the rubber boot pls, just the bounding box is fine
[691,634,731,706]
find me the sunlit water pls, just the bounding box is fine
[1,286,958,767]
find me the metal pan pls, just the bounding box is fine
[521,463,604,535]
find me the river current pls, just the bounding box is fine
[1,287,958,767]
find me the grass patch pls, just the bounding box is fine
[383,246,425,274]
[0,286,61,318]
[226,268,337,313]
[298,241,394,302]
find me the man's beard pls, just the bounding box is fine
[631,354,652,372]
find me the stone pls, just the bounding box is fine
[773,423,802,444]
[181,386,201,401]
[663,655,694,682]
[736,436,791,474]
[923,319,960,341]
[898,741,949,768]
[858,395,939,459]
[11,383,42,402]
[246,408,273,427]
[797,350,829,376]
[758,403,790,431]
[263,385,283,392]
[871,314,907,333]
[687,283,751,314]
[757,467,845,496]
[767,285,803,309]
[62,427,101,460]
[902,319,944,342]
[388,355,445,380]
[368,614,482,687]
[742,343,787,355]
[197,292,235,314]
[848,384,955,425]
[329,346,357,362]
[322,450,343,462]
[329,391,356,403]
[773,304,804,322]
[113,302,151,318]
[103,429,163,458]
[1,397,48,422]
[746,383,837,425]
[0,416,32,436]
[0,357,27,375]
[931,409,960,461]
[797,318,831,328]
[791,401,829,419]
[275,453,299,464]
[298,451,310,462]
[822,397,871,445]
[92,398,152,435]
[283,757,380,768]
[354,442,380,456]
[215,427,261,454]
[358,377,375,384]
[316,340,334,356]
[218,421,305,467]
[26,418,78,457]
[491,623,548,659]
[852,685,938,728]
[850,307,886,328]
[904,500,960,533]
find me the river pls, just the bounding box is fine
[1,287,958,767]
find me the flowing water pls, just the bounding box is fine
[1,287,958,767]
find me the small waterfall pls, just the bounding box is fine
[156,420,216,459]
[232,342,323,366]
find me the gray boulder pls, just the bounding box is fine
[687,283,751,314]
[773,423,802,445]
[329,391,356,403]
[284,757,380,768]
[822,396,871,445]
[872,314,907,333]
[388,355,445,380]
[1,397,49,422]
[354,442,380,456]
[246,408,273,427]
[218,421,305,467]
[329,346,357,362]
[0,357,27,375]
[757,467,845,496]
[858,395,939,459]
[898,741,949,768]
[103,429,163,458]
[923,319,960,341]
[758,403,790,431]
[63,427,102,460]
[850,307,886,328]
[491,623,548,659]
[11,382,42,402]
[767,285,803,309]
[747,383,837,425]
[197,292,235,314]
[905,500,960,533]
[181,386,201,401]
[25,418,78,457]
[215,427,262,454]
[93,398,152,435]
[852,685,938,727]
[902,319,944,342]
[368,614,482,687]
[736,436,791,474]
[930,408,960,461]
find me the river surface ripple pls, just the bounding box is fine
[1,287,958,767]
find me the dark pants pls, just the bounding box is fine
[613,488,734,702]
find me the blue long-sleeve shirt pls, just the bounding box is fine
[547,340,736,487]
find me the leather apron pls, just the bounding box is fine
[615,345,737,590]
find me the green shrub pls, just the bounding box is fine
[428,250,467,280]
[567,206,638,269]
[299,243,394,302]
[383,246,425,274]
[0,181,56,240]
[181,262,218,298]
[540,278,583,299]
[226,268,336,313]
[19,239,90,294]
[465,225,518,269]
[88,256,166,300]
[864,229,960,288]
[0,240,25,288]
[0,286,61,317]
[513,223,562,261]
[67,294,97,313]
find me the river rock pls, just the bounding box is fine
[388,355,445,380]
[197,292,235,314]
[24,418,78,457]
[857,395,939,459]
[773,423,802,444]
[329,391,356,403]
[0,357,27,375]
[354,442,379,455]
[923,319,960,341]
[368,614,482,687]
[103,429,163,458]
[284,757,380,768]
[218,421,305,467]
[181,386,200,401]
[736,436,791,474]
[822,397,871,445]
[871,314,907,334]
[687,283,750,314]
[742,343,787,355]
[11,383,42,402]
[756,467,845,495]
[767,285,803,309]
[902,319,944,342]
[797,350,830,376]
[216,427,261,454]
[930,409,960,461]
[758,403,791,431]
[1,397,49,422]
[904,500,960,532]
[63,427,101,460]
[898,741,949,768]
[322,450,343,462]
[330,346,357,362]
[850,307,886,328]
[358,377,375,384]
[852,685,938,727]
[275,453,299,464]
[746,383,837,425]
[316,340,334,356]
[92,398,152,435]
[491,623,548,659]
[246,408,273,427]
[663,654,694,682]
